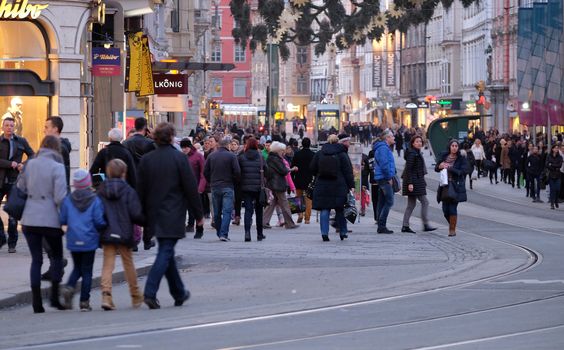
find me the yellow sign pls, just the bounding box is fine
[274,112,285,120]
[0,0,48,19]
[138,35,154,96]
[126,32,143,92]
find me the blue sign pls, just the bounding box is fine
[92,47,121,76]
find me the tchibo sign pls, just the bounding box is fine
[153,74,188,95]
[0,0,49,19]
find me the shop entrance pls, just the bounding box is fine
[0,20,53,151]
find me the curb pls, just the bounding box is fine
[0,255,186,310]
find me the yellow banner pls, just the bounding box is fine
[126,32,143,92]
[138,35,154,96]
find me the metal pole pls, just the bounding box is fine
[268,42,272,132]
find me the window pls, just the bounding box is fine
[211,43,222,62]
[297,75,307,94]
[234,45,245,62]
[210,78,222,97]
[233,78,247,97]
[171,0,180,32]
[297,46,308,65]
[211,13,222,29]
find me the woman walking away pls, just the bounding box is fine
[401,136,437,234]
[311,134,354,241]
[97,159,145,310]
[19,136,68,313]
[59,169,106,311]
[262,142,299,230]
[238,137,267,241]
[435,140,470,237]
[546,144,563,209]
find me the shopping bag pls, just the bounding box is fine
[287,196,306,214]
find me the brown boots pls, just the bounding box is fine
[448,215,457,236]
[101,292,116,311]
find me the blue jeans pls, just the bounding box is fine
[23,230,63,288]
[67,251,96,302]
[376,181,394,229]
[243,191,263,235]
[144,238,185,301]
[549,178,561,205]
[320,209,347,236]
[528,174,541,199]
[212,187,234,238]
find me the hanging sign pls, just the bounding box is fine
[138,35,154,96]
[126,32,143,92]
[386,52,395,86]
[372,54,382,87]
[0,0,49,20]
[153,74,188,95]
[92,47,121,76]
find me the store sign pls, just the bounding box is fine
[372,54,382,87]
[417,101,429,108]
[0,0,49,19]
[153,74,188,95]
[405,103,418,109]
[92,47,121,76]
[386,52,395,86]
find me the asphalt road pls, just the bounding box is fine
[1,181,563,349]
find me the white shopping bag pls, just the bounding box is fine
[439,168,449,186]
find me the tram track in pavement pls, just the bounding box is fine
[5,225,545,350]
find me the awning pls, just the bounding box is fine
[0,69,54,96]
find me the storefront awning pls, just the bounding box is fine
[0,69,54,96]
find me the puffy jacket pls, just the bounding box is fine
[238,149,265,192]
[97,178,144,247]
[373,141,396,181]
[266,152,289,192]
[401,148,427,196]
[60,189,106,252]
[546,153,563,179]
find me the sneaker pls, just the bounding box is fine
[79,300,92,312]
[263,224,272,229]
[219,236,230,242]
[423,225,438,232]
[174,290,191,307]
[401,226,416,233]
[8,247,16,253]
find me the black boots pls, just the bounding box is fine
[50,282,66,310]
[244,231,251,242]
[401,226,416,233]
[257,233,265,241]
[32,287,45,314]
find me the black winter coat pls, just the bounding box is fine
[435,151,470,203]
[526,154,543,177]
[97,179,144,248]
[291,148,315,190]
[310,143,354,210]
[137,144,203,239]
[546,153,563,179]
[238,149,266,192]
[401,148,427,196]
[122,134,155,166]
[89,142,137,188]
[266,152,289,192]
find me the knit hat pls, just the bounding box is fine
[73,169,92,190]
[338,133,351,143]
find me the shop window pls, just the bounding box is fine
[0,21,50,151]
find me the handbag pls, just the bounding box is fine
[258,155,269,207]
[287,195,306,214]
[344,192,358,224]
[4,181,28,221]
[439,182,458,203]
[392,174,400,193]
[305,177,316,199]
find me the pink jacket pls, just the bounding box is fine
[282,158,295,192]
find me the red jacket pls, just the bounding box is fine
[187,148,206,193]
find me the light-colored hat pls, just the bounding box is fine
[73,169,92,190]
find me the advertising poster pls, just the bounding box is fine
[126,32,143,92]
[138,35,154,96]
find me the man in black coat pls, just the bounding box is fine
[44,116,71,188]
[137,122,203,309]
[123,117,155,166]
[89,128,137,188]
[291,137,315,224]
[0,117,34,252]
[526,146,543,202]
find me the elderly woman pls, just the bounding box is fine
[435,140,470,237]
[89,128,137,188]
[18,136,68,313]
[311,134,354,241]
[262,141,299,230]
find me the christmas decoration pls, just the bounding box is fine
[230,0,481,59]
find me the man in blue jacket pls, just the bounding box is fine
[374,129,396,233]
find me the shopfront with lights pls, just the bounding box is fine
[0,1,92,167]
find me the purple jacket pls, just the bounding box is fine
[188,148,206,193]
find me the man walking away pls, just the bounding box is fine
[374,129,396,234]
[137,122,203,309]
[122,117,155,166]
[204,137,241,241]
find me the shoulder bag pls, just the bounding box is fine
[258,155,269,207]
[5,175,28,221]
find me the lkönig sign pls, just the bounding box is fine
[153,74,188,95]
[0,0,49,19]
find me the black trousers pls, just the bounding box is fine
[371,183,380,220]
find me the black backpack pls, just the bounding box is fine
[318,152,340,179]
